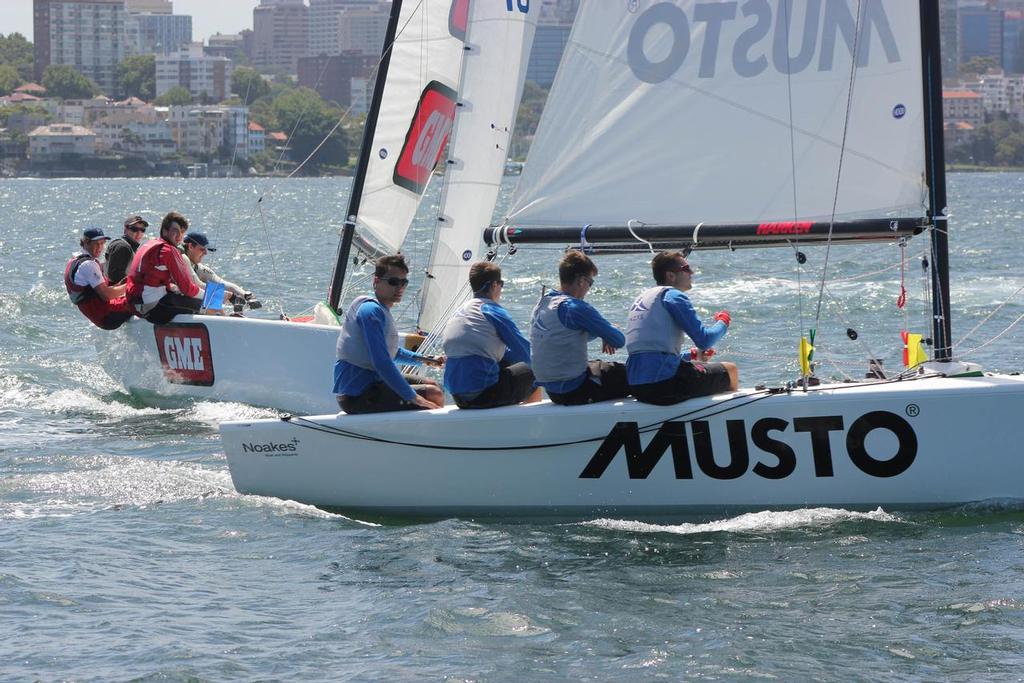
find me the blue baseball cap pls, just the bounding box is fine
[183,232,216,251]
[82,228,110,242]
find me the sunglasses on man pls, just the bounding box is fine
[383,276,409,287]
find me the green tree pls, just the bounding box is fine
[511,80,549,159]
[0,64,22,95]
[117,55,155,101]
[995,132,1024,166]
[0,33,34,82]
[232,66,270,105]
[153,86,193,106]
[271,87,347,169]
[41,64,97,99]
[960,56,1000,79]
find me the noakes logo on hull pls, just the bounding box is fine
[242,438,301,457]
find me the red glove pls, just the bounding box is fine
[714,310,731,327]
[689,347,715,361]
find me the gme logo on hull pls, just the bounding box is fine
[581,411,916,480]
[154,323,214,386]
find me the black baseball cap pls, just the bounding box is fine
[82,227,110,242]
[124,215,149,229]
[183,232,216,251]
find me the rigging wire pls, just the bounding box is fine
[812,0,864,329]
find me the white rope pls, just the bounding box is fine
[626,219,654,254]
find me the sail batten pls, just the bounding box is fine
[507,1,927,229]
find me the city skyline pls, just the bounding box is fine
[4,0,260,44]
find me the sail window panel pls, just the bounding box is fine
[509,0,927,229]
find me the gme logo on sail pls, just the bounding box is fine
[581,410,916,480]
[627,1,902,83]
[393,81,457,195]
[154,323,215,386]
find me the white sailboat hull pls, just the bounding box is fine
[100,316,341,414]
[219,374,1024,517]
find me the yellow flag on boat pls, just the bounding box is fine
[902,331,928,368]
[799,336,814,376]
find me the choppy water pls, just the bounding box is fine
[3,173,1024,680]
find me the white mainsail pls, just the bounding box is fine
[417,0,538,333]
[355,0,468,252]
[508,0,927,228]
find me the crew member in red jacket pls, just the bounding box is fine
[126,211,203,324]
[63,228,134,330]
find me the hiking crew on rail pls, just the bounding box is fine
[64,228,134,330]
[334,254,445,414]
[530,250,631,405]
[626,250,739,404]
[443,262,542,409]
[126,212,203,324]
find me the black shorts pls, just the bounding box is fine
[141,293,203,325]
[338,379,425,415]
[547,360,630,406]
[631,361,732,406]
[453,361,535,409]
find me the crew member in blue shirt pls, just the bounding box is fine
[443,262,541,409]
[530,250,630,405]
[334,254,444,414]
[626,251,739,405]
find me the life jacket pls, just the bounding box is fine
[126,238,198,306]
[625,286,685,356]
[443,298,507,362]
[64,253,96,305]
[530,291,588,383]
[336,295,400,370]
[64,253,132,330]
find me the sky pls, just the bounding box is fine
[3,0,262,43]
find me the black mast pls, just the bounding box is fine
[327,0,404,313]
[920,0,952,361]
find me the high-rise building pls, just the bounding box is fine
[156,44,233,102]
[308,0,382,57]
[253,0,309,75]
[337,5,390,56]
[125,0,172,13]
[125,13,193,56]
[960,6,1005,66]
[941,0,959,79]
[297,52,375,105]
[1005,11,1024,73]
[527,23,571,88]
[33,0,126,96]
[205,33,245,61]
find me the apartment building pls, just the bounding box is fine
[156,45,233,102]
[28,123,97,159]
[33,0,126,96]
[253,0,308,75]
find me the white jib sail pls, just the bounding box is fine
[508,0,927,228]
[355,0,468,252]
[417,0,538,333]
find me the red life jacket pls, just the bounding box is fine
[64,253,132,330]
[126,238,199,303]
[64,253,95,305]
